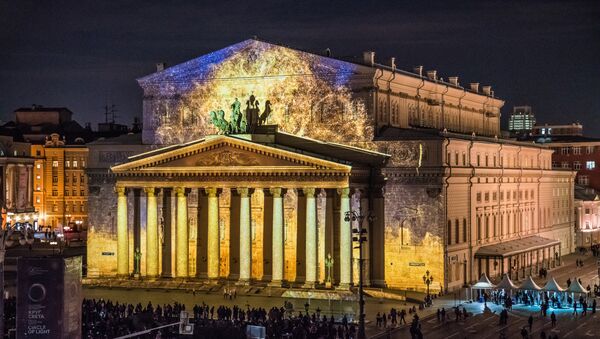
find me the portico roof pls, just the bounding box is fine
[474,236,560,258]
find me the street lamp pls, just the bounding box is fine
[423,270,434,299]
[344,209,374,339]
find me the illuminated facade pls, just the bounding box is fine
[574,185,600,247]
[87,39,574,292]
[0,135,35,226]
[32,134,88,230]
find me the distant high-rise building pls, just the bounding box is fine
[508,106,536,137]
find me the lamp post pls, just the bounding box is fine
[344,210,374,339]
[423,270,434,299]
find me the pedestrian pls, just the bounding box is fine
[593,299,597,314]
[436,308,441,322]
[550,311,556,327]
[521,327,528,339]
[441,307,446,323]
[376,312,381,327]
[582,300,588,316]
[528,314,533,332]
[573,300,578,316]
[382,312,387,328]
[400,309,406,324]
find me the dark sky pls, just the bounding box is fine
[1,0,599,134]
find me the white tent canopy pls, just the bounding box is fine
[543,277,565,292]
[519,276,542,291]
[567,278,587,294]
[472,273,496,289]
[496,274,518,290]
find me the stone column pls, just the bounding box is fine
[145,187,159,277]
[338,187,352,288]
[175,187,189,277]
[116,186,128,277]
[304,188,317,288]
[270,188,284,286]
[238,188,251,284]
[206,188,220,280]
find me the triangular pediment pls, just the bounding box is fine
[111,135,351,175]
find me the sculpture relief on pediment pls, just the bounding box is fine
[195,149,261,166]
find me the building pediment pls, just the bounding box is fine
[111,135,351,177]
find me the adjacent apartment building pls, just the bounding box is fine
[32,133,88,230]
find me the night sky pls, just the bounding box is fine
[1,1,599,134]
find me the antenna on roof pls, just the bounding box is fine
[103,104,118,124]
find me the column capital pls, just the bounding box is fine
[236,187,250,197]
[269,187,283,198]
[303,188,316,197]
[144,187,156,196]
[115,186,127,196]
[174,187,186,197]
[337,187,351,198]
[205,188,218,197]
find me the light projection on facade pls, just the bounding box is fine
[138,39,373,145]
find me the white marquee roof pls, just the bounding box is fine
[542,277,565,292]
[567,278,588,294]
[472,273,495,289]
[496,274,518,290]
[519,276,542,291]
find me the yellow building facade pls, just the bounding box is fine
[32,134,89,230]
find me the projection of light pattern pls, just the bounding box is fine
[138,39,373,145]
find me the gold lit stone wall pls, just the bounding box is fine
[284,189,298,281]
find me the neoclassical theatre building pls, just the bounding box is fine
[87,39,575,292]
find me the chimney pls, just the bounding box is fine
[413,65,423,77]
[470,82,480,92]
[156,62,166,72]
[426,70,437,81]
[449,76,459,86]
[363,51,375,66]
[482,85,492,96]
[390,57,396,70]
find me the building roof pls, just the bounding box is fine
[14,106,72,113]
[567,278,588,294]
[521,135,600,144]
[574,185,599,201]
[496,274,519,290]
[87,133,143,146]
[542,277,565,292]
[474,236,560,258]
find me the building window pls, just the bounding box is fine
[65,190,70,196]
[586,161,596,170]
[574,162,581,170]
[52,190,58,196]
[73,190,77,196]
[80,174,85,183]
[82,160,86,168]
[81,204,85,212]
[476,193,482,203]
[73,160,78,168]
[53,204,58,212]
[573,147,581,155]
[447,221,452,245]
[462,153,466,166]
[561,162,569,169]
[36,197,40,203]
[463,219,467,243]
[493,192,497,201]
[477,154,481,166]
[455,219,459,244]
[52,176,58,183]
[585,208,591,214]
[578,175,589,186]
[484,192,489,202]
[586,146,594,154]
[52,160,59,167]
[65,204,70,212]
[36,175,41,180]
[36,186,41,191]
[80,190,85,196]
[36,164,41,169]
[73,175,77,183]
[477,216,482,240]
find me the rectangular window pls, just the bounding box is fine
[81,204,85,212]
[585,208,591,214]
[65,160,70,168]
[52,176,58,183]
[476,193,482,203]
[82,160,86,168]
[455,220,459,244]
[484,192,489,202]
[73,160,78,168]
[80,189,85,196]
[462,153,466,166]
[573,147,581,155]
[463,219,467,243]
[36,197,40,203]
[578,175,589,186]
[561,162,569,169]
[574,162,581,170]
[586,146,594,154]
[477,217,481,240]
[493,192,497,201]
[52,190,58,196]
[586,161,596,170]
[477,154,481,166]
[36,164,41,169]
[73,175,77,183]
[52,160,59,168]
[65,190,70,196]
[447,221,452,245]
[53,205,58,212]
[73,190,77,196]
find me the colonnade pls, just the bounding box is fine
[477,244,561,281]
[116,185,356,288]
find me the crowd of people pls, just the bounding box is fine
[81,298,365,338]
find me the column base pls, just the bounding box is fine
[268,280,283,287]
[236,279,250,286]
[302,281,316,289]
[336,283,351,290]
[325,281,333,289]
